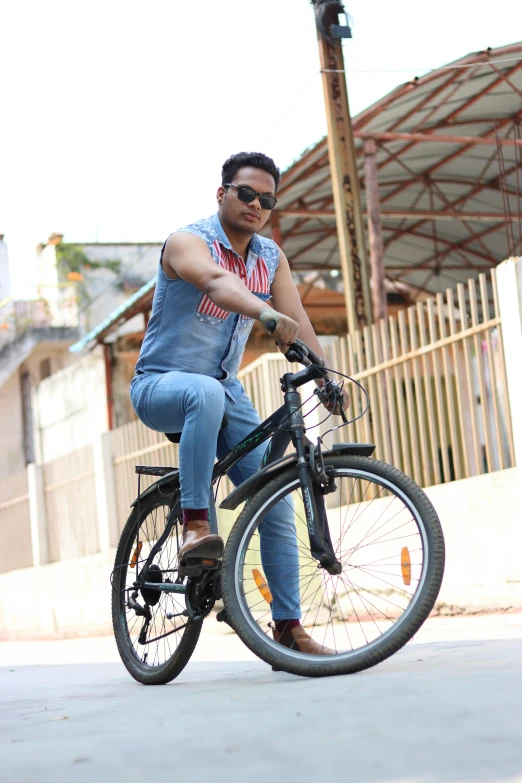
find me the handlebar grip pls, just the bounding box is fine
[264,319,277,333]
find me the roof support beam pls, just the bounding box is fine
[375,140,498,263]
[382,144,521,251]
[279,208,515,221]
[380,113,520,208]
[355,130,522,147]
[401,224,500,267]
[286,232,332,265]
[386,265,493,272]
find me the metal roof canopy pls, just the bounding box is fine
[271,43,522,297]
[70,43,522,354]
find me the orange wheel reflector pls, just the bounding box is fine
[201,558,217,566]
[401,546,411,585]
[252,568,273,604]
[130,541,143,569]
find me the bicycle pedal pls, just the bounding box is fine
[178,557,220,578]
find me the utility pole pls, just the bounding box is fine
[312,1,372,334]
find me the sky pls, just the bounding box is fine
[1,0,521,293]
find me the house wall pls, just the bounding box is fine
[80,243,161,331]
[111,345,139,428]
[0,372,25,478]
[0,343,78,479]
[36,346,108,463]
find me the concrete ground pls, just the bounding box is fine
[1,613,521,783]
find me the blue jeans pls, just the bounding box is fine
[130,371,301,620]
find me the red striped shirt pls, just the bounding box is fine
[197,241,270,320]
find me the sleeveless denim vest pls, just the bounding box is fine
[134,213,280,401]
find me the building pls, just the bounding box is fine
[0,234,162,478]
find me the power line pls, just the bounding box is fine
[334,51,522,74]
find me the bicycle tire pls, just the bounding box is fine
[221,454,445,677]
[112,489,202,685]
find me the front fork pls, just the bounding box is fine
[286,389,342,576]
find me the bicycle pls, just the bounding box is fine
[111,331,445,683]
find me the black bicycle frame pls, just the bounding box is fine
[137,363,340,591]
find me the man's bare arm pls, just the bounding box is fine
[162,233,299,346]
[270,249,327,361]
[270,249,350,411]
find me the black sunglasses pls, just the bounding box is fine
[224,183,278,211]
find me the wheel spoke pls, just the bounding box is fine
[232,460,442,671]
[114,496,200,679]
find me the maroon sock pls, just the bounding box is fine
[275,619,301,634]
[182,508,209,525]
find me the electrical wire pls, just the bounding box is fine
[332,50,522,75]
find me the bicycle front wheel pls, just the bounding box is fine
[221,454,445,677]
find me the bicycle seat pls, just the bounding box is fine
[164,413,229,444]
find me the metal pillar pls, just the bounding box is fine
[103,342,114,430]
[364,138,387,322]
[271,211,283,248]
[313,1,371,334]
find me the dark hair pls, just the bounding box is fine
[221,152,280,192]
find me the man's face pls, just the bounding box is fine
[217,166,276,235]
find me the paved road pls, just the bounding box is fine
[1,615,521,783]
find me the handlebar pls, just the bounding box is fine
[263,320,325,368]
[264,320,347,422]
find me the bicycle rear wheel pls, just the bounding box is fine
[111,489,202,684]
[221,454,445,677]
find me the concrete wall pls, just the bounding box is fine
[0,550,115,640]
[0,466,520,640]
[425,468,522,611]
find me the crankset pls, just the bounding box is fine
[139,563,162,605]
[185,566,221,621]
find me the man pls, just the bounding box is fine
[130,152,349,654]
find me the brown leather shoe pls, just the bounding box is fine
[178,519,224,563]
[272,624,336,656]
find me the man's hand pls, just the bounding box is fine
[260,309,299,352]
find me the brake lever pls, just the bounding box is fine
[285,345,309,365]
[294,338,324,368]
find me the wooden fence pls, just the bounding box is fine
[339,272,514,486]
[111,422,180,532]
[44,444,100,561]
[239,271,514,490]
[0,470,32,573]
[111,422,235,533]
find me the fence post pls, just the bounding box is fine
[93,431,119,551]
[495,257,522,468]
[27,462,49,566]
